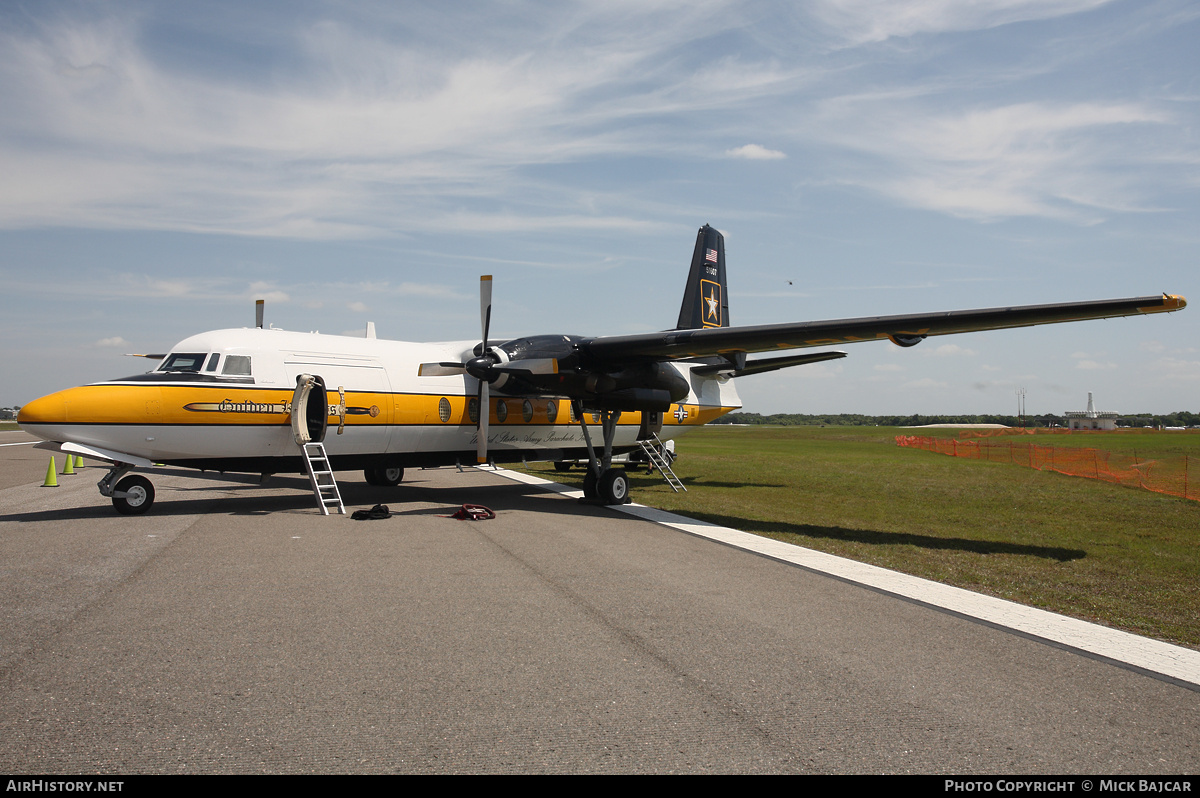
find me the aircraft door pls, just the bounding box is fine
[291,374,329,445]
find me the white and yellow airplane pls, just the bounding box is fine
[17,224,1186,514]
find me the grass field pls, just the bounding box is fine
[522,425,1200,649]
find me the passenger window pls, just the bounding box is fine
[222,355,252,376]
[204,353,220,372]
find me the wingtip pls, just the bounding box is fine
[1139,294,1186,313]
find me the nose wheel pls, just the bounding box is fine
[112,475,155,515]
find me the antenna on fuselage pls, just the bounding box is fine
[255,299,264,329]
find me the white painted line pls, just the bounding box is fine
[0,441,37,447]
[496,467,1200,688]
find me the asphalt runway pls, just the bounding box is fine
[1,430,1198,774]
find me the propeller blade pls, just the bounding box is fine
[480,275,492,350]
[492,358,559,377]
[477,380,489,464]
[475,274,496,464]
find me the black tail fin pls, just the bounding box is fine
[675,224,729,330]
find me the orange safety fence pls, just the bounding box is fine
[895,435,1198,502]
[955,427,1138,438]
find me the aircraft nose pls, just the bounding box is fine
[17,390,70,426]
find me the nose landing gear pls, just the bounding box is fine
[98,464,157,515]
[112,475,155,515]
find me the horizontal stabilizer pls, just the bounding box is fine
[691,350,847,378]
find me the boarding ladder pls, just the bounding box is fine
[638,433,686,493]
[301,442,345,515]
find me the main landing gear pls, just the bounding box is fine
[583,467,629,505]
[364,464,405,487]
[574,402,631,506]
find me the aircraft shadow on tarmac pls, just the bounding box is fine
[676,509,1087,562]
[547,470,788,491]
[1,471,635,522]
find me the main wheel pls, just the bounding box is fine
[112,475,155,515]
[582,469,599,500]
[598,468,629,505]
[365,465,404,487]
[553,461,572,472]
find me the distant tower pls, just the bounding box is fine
[1065,392,1118,431]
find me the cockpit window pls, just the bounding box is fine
[222,355,252,376]
[159,353,207,373]
[204,353,220,372]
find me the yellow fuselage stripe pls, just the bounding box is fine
[19,383,732,428]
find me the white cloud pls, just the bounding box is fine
[348,301,368,313]
[1156,357,1200,382]
[793,363,843,379]
[903,377,949,389]
[726,144,786,160]
[930,344,977,357]
[247,283,290,304]
[808,0,1115,45]
[0,4,804,238]
[94,336,128,347]
[815,99,1171,221]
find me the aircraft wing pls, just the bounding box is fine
[581,294,1186,362]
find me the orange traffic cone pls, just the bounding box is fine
[42,458,59,488]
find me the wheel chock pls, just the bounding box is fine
[42,458,59,488]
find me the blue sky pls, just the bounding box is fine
[2,0,1197,415]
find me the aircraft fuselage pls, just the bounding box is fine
[18,327,741,473]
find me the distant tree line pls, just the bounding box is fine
[714,412,1200,428]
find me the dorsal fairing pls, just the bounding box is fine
[676,224,729,330]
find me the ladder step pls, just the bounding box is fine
[638,437,686,493]
[299,441,345,515]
